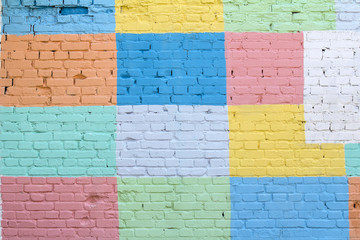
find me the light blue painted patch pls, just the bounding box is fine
[336,0,360,31]
[230,177,349,240]
[116,33,226,106]
[2,0,115,34]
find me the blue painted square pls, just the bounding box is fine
[230,177,349,240]
[116,33,226,105]
[2,0,115,34]
[345,143,360,176]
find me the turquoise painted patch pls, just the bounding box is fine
[345,143,360,176]
[0,106,116,177]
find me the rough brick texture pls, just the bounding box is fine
[228,105,345,177]
[224,0,336,32]
[118,177,230,239]
[2,0,115,35]
[226,32,304,105]
[349,177,360,239]
[0,34,117,106]
[115,0,224,33]
[304,31,360,143]
[0,106,116,177]
[336,0,360,31]
[1,176,119,240]
[116,33,226,105]
[231,177,349,239]
[116,105,229,177]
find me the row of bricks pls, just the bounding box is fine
[0,177,358,239]
[1,105,360,177]
[5,0,357,34]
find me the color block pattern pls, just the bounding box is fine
[226,32,304,105]
[0,34,117,106]
[1,177,119,239]
[118,177,230,239]
[116,33,226,105]
[116,105,229,177]
[115,0,224,33]
[231,177,349,239]
[2,0,360,239]
[228,105,345,177]
[0,106,116,177]
[224,0,336,32]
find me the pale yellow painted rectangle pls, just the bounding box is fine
[228,105,345,177]
[115,0,224,33]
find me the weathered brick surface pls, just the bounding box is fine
[0,34,117,106]
[226,32,303,105]
[116,105,229,177]
[0,107,116,177]
[2,0,115,35]
[304,31,360,143]
[1,177,119,240]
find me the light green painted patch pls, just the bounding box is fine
[224,0,336,32]
[0,106,116,177]
[117,177,231,240]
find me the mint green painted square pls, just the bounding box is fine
[345,143,360,176]
[117,177,231,240]
[224,0,336,32]
[0,106,116,177]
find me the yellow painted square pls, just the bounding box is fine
[228,105,345,177]
[115,0,224,33]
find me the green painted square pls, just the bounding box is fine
[345,143,360,176]
[0,106,116,177]
[223,0,336,32]
[117,177,231,240]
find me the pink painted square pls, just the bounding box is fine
[1,177,119,240]
[226,32,304,105]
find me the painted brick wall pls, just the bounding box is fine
[116,105,229,177]
[1,177,119,239]
[0,106,116,177]
[304,31,360,144]
[0,34,117,106]
[116,33,226,105]
[231,177,349,239]
[2,0,115,35]
[1,0,360,239]
[118,177,230,239]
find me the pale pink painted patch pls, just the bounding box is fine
[226,32,304,105]
[1,177,119,240]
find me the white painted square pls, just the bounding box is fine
[116,105,229,176]
[304,31,360,143]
